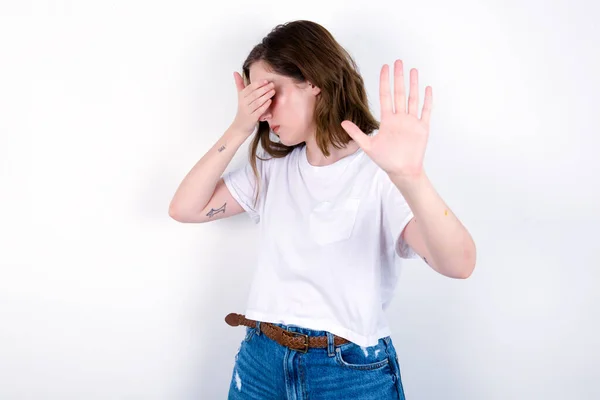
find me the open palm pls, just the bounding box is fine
[342,59,433,181]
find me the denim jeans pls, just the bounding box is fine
[228,321,406,399]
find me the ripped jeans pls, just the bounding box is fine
[228,322,406,399]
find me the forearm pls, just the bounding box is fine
[390,171,476,277]
[169,125,248,217]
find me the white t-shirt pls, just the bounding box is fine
[223,140,418,347]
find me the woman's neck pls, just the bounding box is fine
[304,136,361,167]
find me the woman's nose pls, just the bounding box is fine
[259,111,272,122]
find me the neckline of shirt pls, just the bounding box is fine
[299,144,364,174]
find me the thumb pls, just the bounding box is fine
[341,121,370,150]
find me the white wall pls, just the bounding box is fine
[1,0,598,399]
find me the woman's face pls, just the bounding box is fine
[248,60,321,146]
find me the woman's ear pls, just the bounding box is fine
[308,81,321,96]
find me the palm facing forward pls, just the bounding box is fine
[342,59,433,181]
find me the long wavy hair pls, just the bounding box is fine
[241,20,380,207]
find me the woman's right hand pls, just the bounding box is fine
[230,71,275,137]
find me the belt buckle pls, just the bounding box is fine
[283,330,309,353]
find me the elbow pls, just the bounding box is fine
[168,202,190,223]
[445,261,475,279]
[456,239,477,279]
[168,203,183,221]
[455,263,475,279]
[168,202,206,223]
[441,238,476,279]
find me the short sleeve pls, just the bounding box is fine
[380,172,419,259]
[222,154,270,224]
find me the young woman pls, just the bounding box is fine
[169,20,476,400]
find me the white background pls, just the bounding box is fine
[1,0,598,399]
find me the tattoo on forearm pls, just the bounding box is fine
[218,145,226,152]
[206,203,226,218]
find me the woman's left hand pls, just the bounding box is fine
[341,59,433,182]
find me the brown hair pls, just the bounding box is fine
[241,20,380,207]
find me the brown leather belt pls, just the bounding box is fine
[225,313,350,353]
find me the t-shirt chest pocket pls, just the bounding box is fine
[309,198,361,246]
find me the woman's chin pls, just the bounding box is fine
[279,136,295,146]
[273,131,299,147]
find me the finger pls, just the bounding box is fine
[251,98,272,117]
[243,79,270,98]
[407,68,419,117]
[341,121,371,151]
[247,82,274,105]
[420,86,433,125]
[379,64,393,116]
[249,88,275,113]
[233,71,246,92]
[393,60,406,114]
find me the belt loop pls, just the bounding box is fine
[255,321,261,335]
[383,336,393,357]
[326,332,335,357]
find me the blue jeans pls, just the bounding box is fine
[228,321,406,399]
